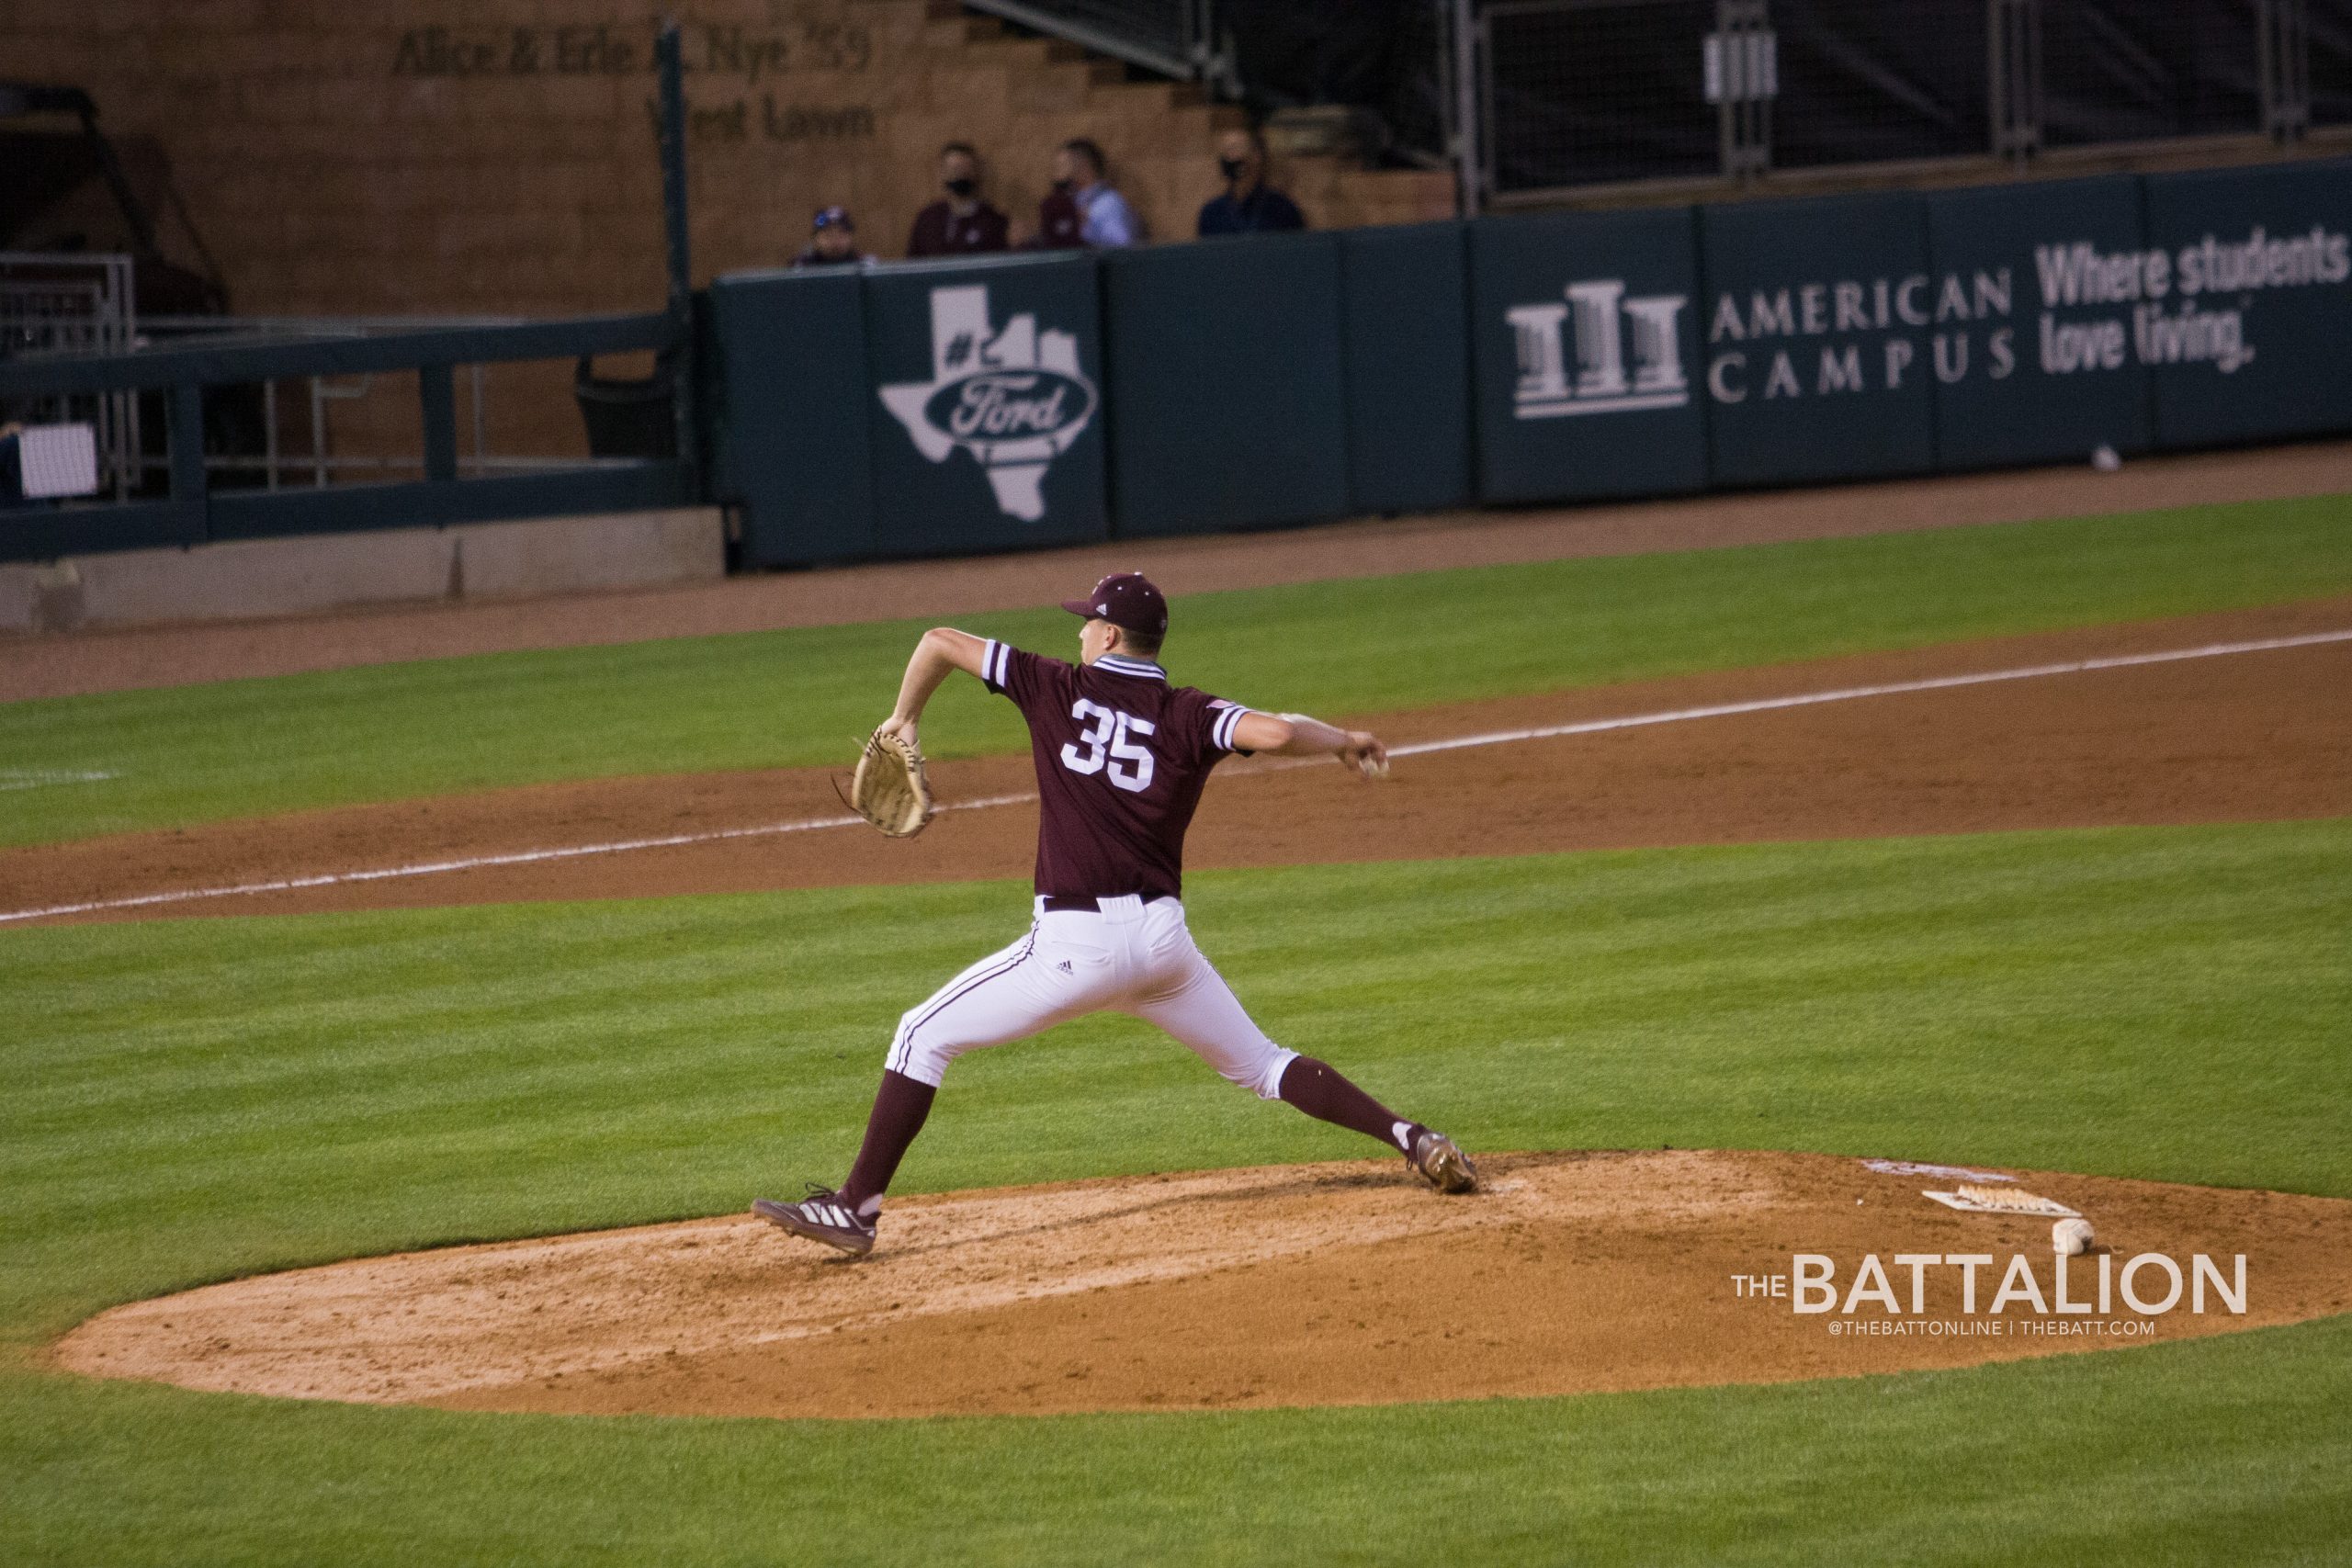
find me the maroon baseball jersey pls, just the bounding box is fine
[906,200,1010,258]
[981,639,1254,900]
[1034,190,1085,249]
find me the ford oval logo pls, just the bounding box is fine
[877,283,1102,523]
[923,370,1094,442]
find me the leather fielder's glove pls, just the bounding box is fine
[849,728,934,839]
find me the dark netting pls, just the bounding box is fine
[1374,0,1452,159]
[1767,0,1990,167]
[1485,0,1719,189]
[1223,1,1396,102]
[2042,0,2262,145]
[1221,0,1449,160]
[2302,0,2352,124]
[1023,1,2345,192]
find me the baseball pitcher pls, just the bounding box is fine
[756,572,1477,1256]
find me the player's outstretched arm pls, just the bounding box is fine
[877,628,988,746]
[1232,711,1389,778]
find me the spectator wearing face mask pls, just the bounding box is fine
[1042,139,1140,249]
[907,142,1010,258]
[792,206,872,268]
[1198,127,1305,238]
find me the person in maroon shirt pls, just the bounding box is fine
[1030,185,1084,249]
[905,141,1010,258]
[755,573,1479,1257]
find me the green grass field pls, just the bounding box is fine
[5,492,2349,1564]
[2,493,2348,848]
[5,823,2351,1564]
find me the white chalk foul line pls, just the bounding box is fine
[0,791,1043,927]
[0,769,116,792]
[1,627,2343,927]
[1383,627,2352,759]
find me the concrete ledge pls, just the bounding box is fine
[0,508,724,634]
[72,529,458,632]
[0,562,40,634]
[449,508,724,600]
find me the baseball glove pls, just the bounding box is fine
[849,728,934,839]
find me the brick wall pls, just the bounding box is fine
[5,0,1453,461]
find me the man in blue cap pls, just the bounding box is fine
[791,206,870,268]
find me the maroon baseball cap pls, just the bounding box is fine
[1062,571,1168,636]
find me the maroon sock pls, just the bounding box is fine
[1279,1056,1422,1155]
[839,1069,936,1216]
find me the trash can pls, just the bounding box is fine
[572,355,677,459]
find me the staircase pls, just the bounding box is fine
[907,3,1454,243]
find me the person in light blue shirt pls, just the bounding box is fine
[1053,139,1142,248]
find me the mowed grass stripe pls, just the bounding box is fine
[1,821,2349,1564]
[2,1315,2346,1567]
[6,819,2348,1339]
[3,493,2349,846]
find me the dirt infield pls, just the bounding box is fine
[8,439,2348,703]
[10,599,2350,925]
[52,1149,2352,1419]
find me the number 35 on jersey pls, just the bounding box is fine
[1061,698,1156,793]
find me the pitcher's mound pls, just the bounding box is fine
[53,1149,2352,1419]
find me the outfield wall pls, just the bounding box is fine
[711,159,2352,568]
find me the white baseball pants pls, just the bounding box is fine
[885,895,1298,1099]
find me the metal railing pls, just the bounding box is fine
[1,253,141,498]
[962,0,1236,93]
[130,315,633,493]
[0,312,694,564]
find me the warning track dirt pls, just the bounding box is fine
[7,600,2349,925]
